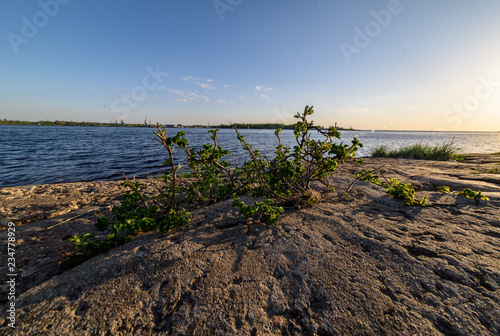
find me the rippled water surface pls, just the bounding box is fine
[1,125,499,187]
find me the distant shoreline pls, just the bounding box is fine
[0,120,353,131]
[1,122,499,133]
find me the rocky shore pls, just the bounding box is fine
[1,155,499,335]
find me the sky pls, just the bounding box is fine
[1,0,500,131]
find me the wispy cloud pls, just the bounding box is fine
[158,76,245,104]
[180,75,201,81]
[180,75,216,90]
[255,86,273,91]
[196,82,215,90]
[158,86,210,103]
[157,87,184,95]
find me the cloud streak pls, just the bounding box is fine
[180,75,216,90]
[158,86,210,102]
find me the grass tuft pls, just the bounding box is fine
[371,145,389,158]
[486,166,500,174]
[371,141,460,161]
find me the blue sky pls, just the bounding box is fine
[1,0,500,131]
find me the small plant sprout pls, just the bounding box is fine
[353,169,428,206]
[437,186,451,194]
[385,179,428,207]
[458,188,489,204]
[435,186,489,205]
[486,166,500,174]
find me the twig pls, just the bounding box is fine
[379,170,391,186]
[344,163,388,194]
[345,177,361,195]
[234,127,288,202]
[223,182,249,201]
[44,209,97,231]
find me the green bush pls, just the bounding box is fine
[235,106,362,207]
[64,105,362,265]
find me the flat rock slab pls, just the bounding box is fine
[0,157,499,335]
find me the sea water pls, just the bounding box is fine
[0,125,499,187]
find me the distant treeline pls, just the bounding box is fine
[0,119,353,130]
[0,120,146,127]
[213,123,294,130]
[212,123,352,130]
